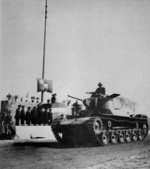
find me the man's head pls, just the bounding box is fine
[98,83,103,87]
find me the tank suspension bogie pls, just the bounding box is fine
[118,130,126,143]
[131,129,138,141]
[125,130,132,143]
[110,130,118,144]
[138,129,144,141]
[51,116,149,146]
[99,130,110,146]
[142,124,148,136]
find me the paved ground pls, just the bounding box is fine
[0,135,150,169]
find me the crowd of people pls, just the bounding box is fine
[15,104,53,126]
[0,112,15,139]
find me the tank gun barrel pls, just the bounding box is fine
[86,92,94,94]
[68,95,84,102]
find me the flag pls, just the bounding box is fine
[37,78,53,93]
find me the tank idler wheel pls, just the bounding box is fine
[125,130,131,143]
[132,129,138,141]
[138,129,144,141]
[99,130,109,146]
[118,130,125,143]
[93,119,102,135]
[110,130,118,144]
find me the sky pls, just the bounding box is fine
[1,0,150,115]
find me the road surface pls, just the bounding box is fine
[0,135,150,169]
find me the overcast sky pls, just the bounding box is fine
[1,0,150,115]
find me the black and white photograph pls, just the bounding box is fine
[1,0,150,168]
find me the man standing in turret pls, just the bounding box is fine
[95,83,106,95]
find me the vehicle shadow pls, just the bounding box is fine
[13,140,96,149]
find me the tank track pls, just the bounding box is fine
[51,125,64,144]
[86,117,149,146]
[51,124,88,146]
[51,117,149,146]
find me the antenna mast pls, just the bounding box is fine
[41,0,48,102]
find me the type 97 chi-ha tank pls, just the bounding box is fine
[51,91,149,146]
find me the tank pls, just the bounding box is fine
[51,92,149,146]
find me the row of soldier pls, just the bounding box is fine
[15,104,53,126]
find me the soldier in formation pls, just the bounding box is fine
[14,103,54,126]
[31,107,37,125]
[20,106,25,125]
[26,107,31,126]
[15,105,21,125]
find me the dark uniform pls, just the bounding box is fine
[48,108,53,125]
[51,94,57,103]
[0,120,4,139]
[15,105,21,125]
[37,105,44,125]
[72,101,81,115]
[41,107,45,125]
[31,107,37,125]
[20,106,25,125]
[26,107,31,126]
[95,83,106,95]
[43,108,47,125]
[37,104,41,125]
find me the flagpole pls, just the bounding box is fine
[41,0,48,103]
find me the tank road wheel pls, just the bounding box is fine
[98,130,109,146]
[125,130,131,143]
[132,129,138,142]
[118,130,125,143]
[110,130,118,144]
[138,129,144,141]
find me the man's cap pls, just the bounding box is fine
[98,83,103,86]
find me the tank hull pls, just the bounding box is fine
[51,114,149,146]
